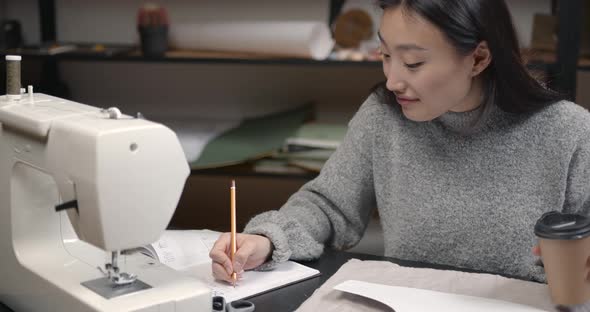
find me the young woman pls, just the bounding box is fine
[210,0,590,307]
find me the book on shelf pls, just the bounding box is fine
[253,149,335,174]
[133,229,320,303]
[287,159,326,173]
[257,123,347,173]
[253,158,314,175]
[284,123,347,151]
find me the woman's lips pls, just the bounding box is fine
[396,97,419,106]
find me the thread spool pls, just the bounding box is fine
[6,55,22,100]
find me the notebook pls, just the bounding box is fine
[136,230,320,302]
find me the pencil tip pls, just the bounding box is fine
[231,179,235,187]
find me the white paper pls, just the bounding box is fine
[184,261,320,303]
[334,280,549,312]
[150,230,320,303]
[151,230,222,270]
[170,21,335,60]
[162,119,241,163]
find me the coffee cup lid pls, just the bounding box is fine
[534,211,590,240]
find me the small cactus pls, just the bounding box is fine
[137,3,169,29]
[137,3,169,57]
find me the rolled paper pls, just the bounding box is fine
[169,21,334,60]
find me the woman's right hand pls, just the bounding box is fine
[532,245,541,257]
[209,233,273,283]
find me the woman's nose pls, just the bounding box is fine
[386,75,406,93]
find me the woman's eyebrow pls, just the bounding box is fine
[377,31,390,50]
[378,31,428,52]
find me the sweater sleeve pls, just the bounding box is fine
[243,95,380,270]
[563,133,590,216]
[559,139,590,312]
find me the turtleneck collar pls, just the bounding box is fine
[434,103,500,133]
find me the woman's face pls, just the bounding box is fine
[379,8,483,121]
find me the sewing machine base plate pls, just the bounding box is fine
[81,277,152,299]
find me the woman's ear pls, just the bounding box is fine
[471,41,492,77]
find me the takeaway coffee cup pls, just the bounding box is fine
[534,211,590,305]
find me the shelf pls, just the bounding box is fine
[5,45,590,71]
[525,49,590,70]
[1,46,382,67]
[11,0,581,102]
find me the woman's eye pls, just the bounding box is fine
[379,51,391,59]
[405,62,424,69]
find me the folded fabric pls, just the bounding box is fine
[296,258,553,311]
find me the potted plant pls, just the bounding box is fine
[137,3,169,57]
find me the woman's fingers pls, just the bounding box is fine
[209,233,273,283]
[210,233,233,275]
[532,245,541,257]
[212,262,233,283]
[233,240,258,273]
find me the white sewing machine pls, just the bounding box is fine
[0,56,211,311]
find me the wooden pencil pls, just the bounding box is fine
[230,179,237,287]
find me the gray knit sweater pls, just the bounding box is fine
[244,93,590,283]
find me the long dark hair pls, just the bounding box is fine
[375,0,563,115]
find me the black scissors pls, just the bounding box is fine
[212,296,255,312]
